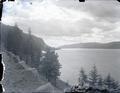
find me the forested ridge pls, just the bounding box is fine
[0,24,66,92]
[1,23,50,67]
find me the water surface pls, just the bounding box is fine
[56,48,120,85]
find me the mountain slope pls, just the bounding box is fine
[2,51,70,92]
[1,23,50,52]
[1,23,51,67]
[0,24,70,92]
[2,51,47,92]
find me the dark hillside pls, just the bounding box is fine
[0,23,50,67]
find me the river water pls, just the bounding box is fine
[56,48,120,85]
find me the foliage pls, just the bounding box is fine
[69,65,120,93]
[89,65,99,87]
[4,24,61,86]
[5,24,49,68]
[104,74,120,91]
[78,68,88,87]
[39,50,61,85]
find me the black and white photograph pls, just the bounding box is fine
[1,0,120,93]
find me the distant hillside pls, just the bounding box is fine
[59,42,120,49]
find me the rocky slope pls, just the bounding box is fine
[2,51,47,92]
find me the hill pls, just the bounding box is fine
[0,23,51,67]
[2,52,47,92]
[59,42,120,49]
[1,23,50,51]
[0,24,70,92]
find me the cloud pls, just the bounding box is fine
[56,0,120,22]
[83,1,120,23]
[2,0,120,47]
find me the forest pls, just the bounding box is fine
[1,23,62,87]
[65,65,120,93]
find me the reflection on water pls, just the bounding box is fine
[56,48,120,85]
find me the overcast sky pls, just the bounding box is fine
[2,0,120,47]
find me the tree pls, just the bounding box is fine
[89,65,99,87]
[104,74,114,89]
[6,23,23,55]
[6,26,43,68]
[78,68,88,87]
[24,28,33,55]
[23,29,33,66]
[22,28,42,68]
[39,49,61,85]
[104,74,120,91]
[97,76,103,88]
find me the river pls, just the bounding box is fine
[56,48,120,85]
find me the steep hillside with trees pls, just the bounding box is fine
[0,24,69,92]
[1,23,50,68]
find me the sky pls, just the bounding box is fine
[2,0,120,47]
